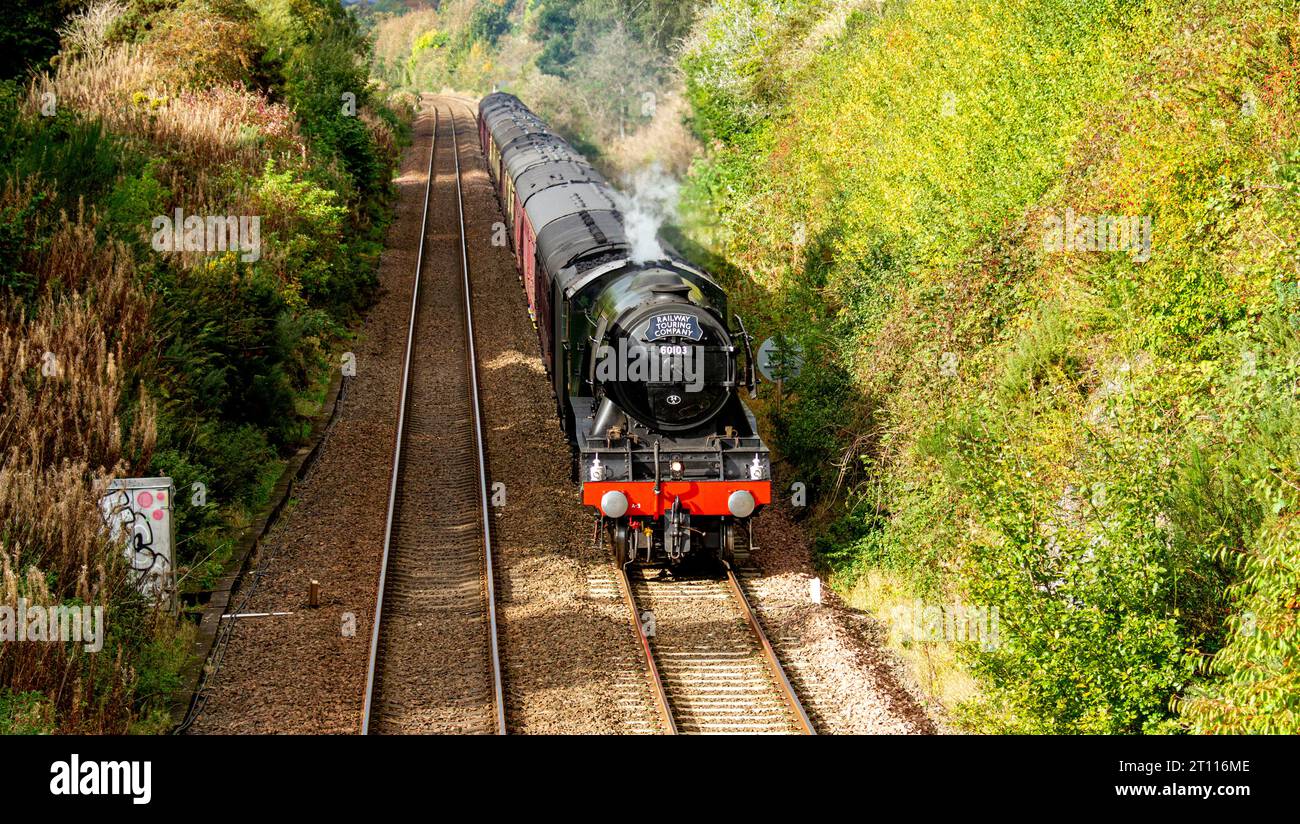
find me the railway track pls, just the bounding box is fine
[618,559,815,735]
[362,100,506,735]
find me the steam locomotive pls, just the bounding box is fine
[477,93,771,566]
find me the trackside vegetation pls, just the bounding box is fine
[679,0,1300,733]
[0,0,403,733]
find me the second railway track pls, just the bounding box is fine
[362,99,505,735]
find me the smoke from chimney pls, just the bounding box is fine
[614,164,679,263]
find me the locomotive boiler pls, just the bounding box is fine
[477,93,771,566]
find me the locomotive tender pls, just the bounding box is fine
[477,93,771,566]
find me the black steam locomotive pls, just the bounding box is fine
[477,93,771,566]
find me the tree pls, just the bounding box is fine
[1,0,86,80]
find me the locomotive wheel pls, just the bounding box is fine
[718,520,735,566]
[720,519,750,568]
[608,521,631,567]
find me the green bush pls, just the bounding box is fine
[770,350,858,508]
[0,184,48,306]
[1179,308,1300,733]
[0,0,80,80]
[256,0,386,199]
[0,0,404,733]
[932,402,1217,733]
[682,0,1300,732]
[468,0,514,46]
[0,689,54,735]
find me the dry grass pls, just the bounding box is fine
[2,0,405,733]
[0,180,159,731]
[373,8,441,82]
[27,46,306,179]
[840,569,981,724]
[0,478,137,733]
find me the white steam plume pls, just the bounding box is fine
[613,164,679,263]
